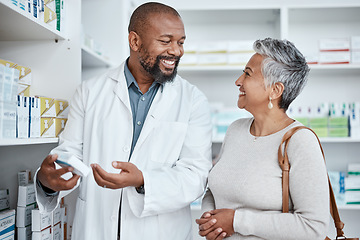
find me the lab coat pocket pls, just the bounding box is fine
[150,121,187,165]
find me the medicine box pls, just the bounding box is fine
[345,177,360,191]
[16,203,37,227]
[18,169,32,186]
[40,117,67,137]
[32,209,52,231]
[227,53,253,65]
[198,53,227,65]
[17,225,31,240]
[55,153,90,177]
[197,41,227,53]
[17,184,36,207]
[345,191,360,204]
[39,97,56,117]
[0,189,10,212]
[30,97,41,138]
[0,210,15,238]
[1,102,17,139]
[54,99,69,118]
[52,222,62,240]
[227,40,254,53]
[319,51,350,64]
[32,227,52,240]
[0,230,14,240]
[319,38,350,52]
[351,36,360,51]
[180,53,198,66]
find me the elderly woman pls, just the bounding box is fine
[196,38,329,240]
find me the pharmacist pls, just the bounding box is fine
[34,2,212,240]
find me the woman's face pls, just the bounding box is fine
[235,53,270,112]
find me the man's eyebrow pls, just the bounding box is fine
[159,34,186,40]
[245,67,253,72]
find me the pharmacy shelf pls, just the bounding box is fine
[0,1,66,41]
[179,64,360,73]
[81,45,115,68]
[0,138,58,146]
[212,137,360,144]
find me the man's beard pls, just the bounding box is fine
[139,47,180,84]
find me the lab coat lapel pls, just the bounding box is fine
[134,81,178,153]
[110,64,132,113]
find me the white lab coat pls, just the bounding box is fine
[34,62,212,240]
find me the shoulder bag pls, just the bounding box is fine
[278,125,359,240]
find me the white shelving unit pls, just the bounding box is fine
[0,138,58,146]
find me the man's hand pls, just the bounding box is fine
[91,161,144,189]
[37,154,80,192]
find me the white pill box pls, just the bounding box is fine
[0,210,15,238]
[55,153,90,177]
[16,225,31,240]
[17,184,36,207]
[0,189,10,211]
[16,203,37,227]
[32,209,52,231]
[32,227,52,240]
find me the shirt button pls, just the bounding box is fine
[137,121,142,126]
[141,97,145,101]
[123,146,130,152]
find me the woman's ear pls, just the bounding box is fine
[270,82,285,100]
[128,31,141,52]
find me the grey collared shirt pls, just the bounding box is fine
[124,60,162,157]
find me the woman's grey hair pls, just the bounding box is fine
[253,38,310,111]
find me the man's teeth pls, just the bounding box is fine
[163,59,175,65]
[240,91,245,95]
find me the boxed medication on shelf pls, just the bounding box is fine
[32,209,52,231]
[345,177,360,191]
[16,202,37,227]
[0,189,10,212]
[0,102,17,139]
[345,191,360,204]
[184,42,198,54]
[17,225,31,240]
[43,5,57,30]
[2,67,19,103]
[32,227,52,240]
[319,51,350,64]
[351,36,360,51]
[227,52,254,65]
[227,40,254,53]
[16,96,30,139]
[52,206,62,226]
[52,222,62,240]
[39,97,56,117]
[18,169,32,186]
[54,99,69,118]
[30,97,41,138]
[348,163,360,176]
[180,54,198,66]
[40,117,67,137]
[17,184,36,207]
[17,64,32,86]
[351,51,360,64]
[198,41,228,53]
[198,53,227,65]
[349,102,360,138]
[17,84,30,97]
[0,210,15,238]
[0,231,14,240]
[55,153,90,177]
[328,171,346,206]
[319,38,350,52]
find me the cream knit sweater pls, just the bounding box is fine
[202,118,330,240]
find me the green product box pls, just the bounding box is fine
[309,117,328,128]
[312,128,328,137]
[328,127,349,137]
[295,117,309,127]
[328,117,348,128]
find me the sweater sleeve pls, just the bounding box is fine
[233,129,330,239]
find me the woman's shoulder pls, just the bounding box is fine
[227,117,253,133]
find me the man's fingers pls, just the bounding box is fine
[112,161,132,172]
[199,218,217,231]
[204,228,223,240]
[44,154,58,164]
[201,211,212,218]
[91,164,116,189]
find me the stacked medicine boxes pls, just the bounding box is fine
[0,189,14,240]
[16,170,36,240]
[345,164,360,205]
[39,97,68,137]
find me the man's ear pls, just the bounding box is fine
[129,31,141,52]
[271,82,285,100]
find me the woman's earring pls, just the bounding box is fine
[268,97,273,109]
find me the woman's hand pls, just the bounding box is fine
[196,209,235,239]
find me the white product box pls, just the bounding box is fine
[183,42,198,54]
[52,206,62,225]
[0,210,15,238]
[319,51,350,64]
[0,65,4,102]
[345,190,360,204]
[16,203,37,228]
[17,83,30,97]
[17,184,36,207]
[198,41,228,53]
[43,4,57,30]
[17,225,31,240]
[3,67,19,104]
[32,209,52,231]
[30,97,41,138]
[52,222,62,240]
[0,230,14,240]
[55,153,90,177]
[351,36,360,51]
[227,52,254,65]
[348,163,360,175]
[319,38,350,51]
[180,53,198,65]
[16,96,29,139]
[40,117,67,137]
[198,53,227,65]
[304,52,319,65]
[0,189,10,211]
[18,169,32,186]
[54,99,69,118]
[227,40,254,53]
[345,177,360,191]
[349,102,360,138]
[351,51,360,64]
[18,0,26,11]
[1,102,17,139]
[17,64,32,86]
[39,97,56,117]
[32,227,52,240]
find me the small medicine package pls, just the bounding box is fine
[55,153,90,177]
